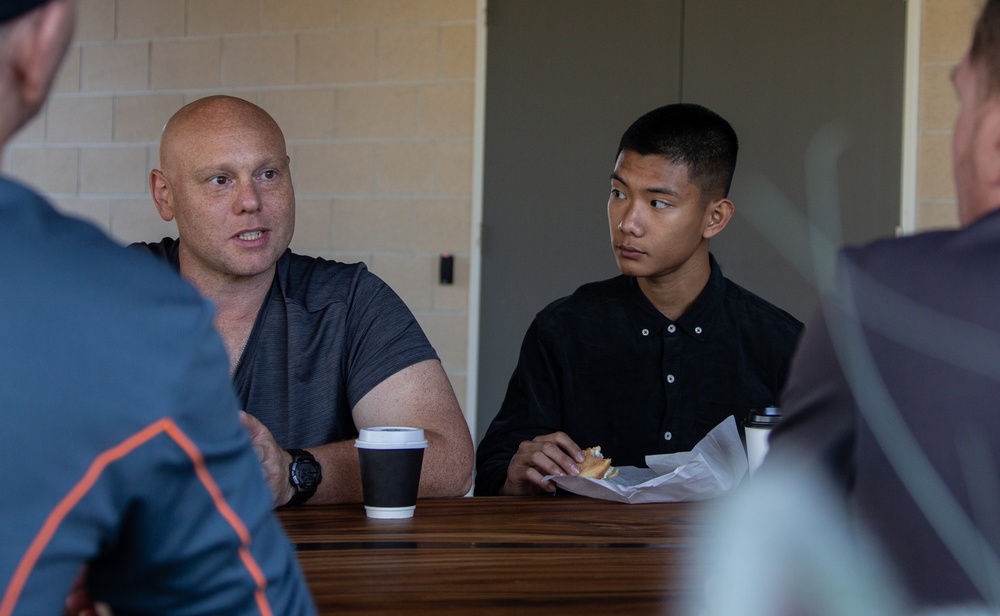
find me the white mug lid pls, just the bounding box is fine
[355,426,428,449]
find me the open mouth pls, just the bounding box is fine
[238,231,264,241]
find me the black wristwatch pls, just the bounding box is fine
[287,448,322,506]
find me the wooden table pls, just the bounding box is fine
[278,496,708,615]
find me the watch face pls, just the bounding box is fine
[292,457,321,491]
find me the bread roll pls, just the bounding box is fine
[578,446,617,479]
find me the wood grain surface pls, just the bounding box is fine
[278,496,710,615]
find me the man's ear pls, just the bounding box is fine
[976,102,1000,190]
[7,0,75,113]
[703,198,734,240]
[149,169,175,222]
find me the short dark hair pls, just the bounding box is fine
[970,0,1000,99]
[0,0,53,24]
[616,103,738,200]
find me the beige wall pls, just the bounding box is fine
[916,0,982,230]
[0,0,982,426]
[5,0,479,419]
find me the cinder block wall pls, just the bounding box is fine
[5,0,478,419]
[916,0,981,230]
[1,0,978,425]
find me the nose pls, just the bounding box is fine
[617,200,644,236]
[235,179,262,214]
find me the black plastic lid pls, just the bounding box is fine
[745,406,781,428]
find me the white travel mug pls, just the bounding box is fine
[744,407,781,475]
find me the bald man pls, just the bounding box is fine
[136,95,474,508]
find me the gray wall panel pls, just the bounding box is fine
[478,0,683,441]
[683,0,906,321]
[477,0,905,444]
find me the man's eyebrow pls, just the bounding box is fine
[610,173,681,197]
[192,165,228,177]
[648,185,681,197]
[191,157,286,176]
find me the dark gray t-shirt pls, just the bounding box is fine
[137,238,439,448]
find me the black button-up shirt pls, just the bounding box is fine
[474,255,803,495]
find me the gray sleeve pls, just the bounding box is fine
[761,307,857,494]
[342,269,440,408]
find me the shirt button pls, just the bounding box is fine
[664,431,673,441]
[694,326,703,334]
[666,374,675,384]
[641,328,649,336]
[667,324,676,333]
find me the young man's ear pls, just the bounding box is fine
[703,198,734,239]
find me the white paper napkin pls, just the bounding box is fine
[545,415,748,503]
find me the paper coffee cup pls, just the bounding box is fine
[355,427,428,519]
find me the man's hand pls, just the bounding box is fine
[501,432,585,495]
[64,566,113,616]
[239,411,295,508]
[65,566,96,616]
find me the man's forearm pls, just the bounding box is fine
[415,428,473,498]
[298,440,364,504]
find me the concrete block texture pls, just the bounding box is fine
[16,0,961,414]
[0,0,480,413]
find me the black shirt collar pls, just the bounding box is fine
[622,253,724,343]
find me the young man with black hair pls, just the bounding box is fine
[475,103,802,496]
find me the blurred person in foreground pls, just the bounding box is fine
[136,95,474,507]
[763,0,1000,608]
[0,1,315,613]
[475,103,803,496]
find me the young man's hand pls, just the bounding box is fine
[501,432,585,495]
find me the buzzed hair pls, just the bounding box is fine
[616,103,738,201]
[970,0,1000,99]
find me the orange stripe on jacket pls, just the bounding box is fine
[0,418,274,616]
[161,421,273,616]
